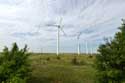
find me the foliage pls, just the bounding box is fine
[95,21,125,83]
[71,56,86,65]
[88,55,93,58]
[46,57,50,61]
[56,56,61,60]
[71,56,79,65]
[0,43,30,83]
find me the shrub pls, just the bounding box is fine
[95,20,125,83]
[6,76,26,83]
[46,57,50,61]
[71,56,79,65]
[71,56,86,65]
[88,55,93,58]
[56,56,61,60]
[0,43,30,83]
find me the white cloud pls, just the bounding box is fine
[0,0,125,53]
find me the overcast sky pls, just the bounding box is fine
[0,0,125,53]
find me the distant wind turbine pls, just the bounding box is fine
[85,39,94,55]
[46,18,66,56]
[85,40,88,55]
[77,32,82,55]
[90,42,93,55]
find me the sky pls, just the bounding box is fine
[0,0,125,53]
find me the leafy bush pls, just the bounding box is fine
[6,76,26,83]
[0,43,30,83]
[71,56,86,65]
[56,56,61,60]
[72,56,80,65]
[46,57,50,61]
[88,55,93,58]
[71,56,79,65]
[95,20,125,83]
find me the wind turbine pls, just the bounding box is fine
[90,41,93,55]
[85,40,88,55]
[77,32,82,55]
[46,18,66,56]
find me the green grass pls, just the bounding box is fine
[28,54,96,83]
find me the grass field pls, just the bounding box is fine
[28,53,96,83]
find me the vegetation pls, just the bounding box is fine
[28,54,96,83]
[0,43,30,83]
[95,21,125,83]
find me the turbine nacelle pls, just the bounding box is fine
[45,17,67,56]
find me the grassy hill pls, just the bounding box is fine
[28,54,96,83]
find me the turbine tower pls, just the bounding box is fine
[77,32,82,55]
[85,40,88,55]
[90,42,93,55]
[46,18,66,56]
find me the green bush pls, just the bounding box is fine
[71,56,79,65]
[71,56,86,65]
[0,43,30,83]
[88,55,93,58]
[95,20,125,83]
[56,56,61,60]
[46,57,50,61]
[6,76,26,83]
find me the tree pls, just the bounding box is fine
[95,20,125,83]
[0,43,30,83]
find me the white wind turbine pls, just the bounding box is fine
[80,36,89,55]
[46,18,66,56]
[77,32,82,55]
[69,32,88,55]
[87,40,93,55]
[85,40,88,55]
[90,42,93,55]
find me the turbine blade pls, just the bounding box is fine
[77,32,82,39]
[45,24,58,27]
[45,24,53,26]
[59,17,63,26]
[60,28,67,36]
